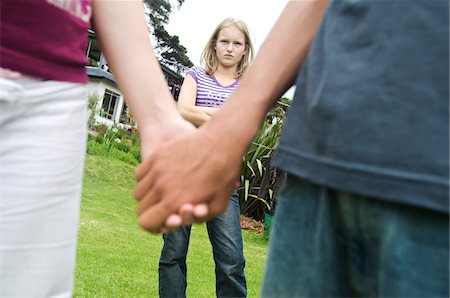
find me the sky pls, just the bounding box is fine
[165,0,295,98]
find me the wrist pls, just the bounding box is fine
[199,116,253,163]
[138,115,195,159]
[130,91,179,127]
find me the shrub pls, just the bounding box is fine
[115,141,130,153]
[129,131,140,147]
[238,119,281,220]
[94,135,104,144]
[86,125,142,166]
[87,93,99,129]
[129,146,141,163]
[111,124,127,140]
[86,139,139,166]
[108,147,139,166]
[238,99,290,220]
[87,133,95,142]
[87,140,108,156]
[95,124,109,137]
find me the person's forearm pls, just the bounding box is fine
[179,107,210,127]
[179,106,219,127]
[201,0,329,157]
[91,0,179,129]
[203,107,218,117]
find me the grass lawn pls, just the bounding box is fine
[74,154,268,297]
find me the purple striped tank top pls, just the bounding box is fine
[187,66,240,107]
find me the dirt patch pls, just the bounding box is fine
[240,215,264,234]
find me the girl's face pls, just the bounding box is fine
[214,25,247,68]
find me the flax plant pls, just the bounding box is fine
[238,98,291,220]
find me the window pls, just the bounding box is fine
[86,33,101,67]
[101,89,120,120]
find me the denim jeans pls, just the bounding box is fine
[262,175,449,297]
[159,192,247,297]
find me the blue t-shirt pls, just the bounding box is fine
[274,0,449,213]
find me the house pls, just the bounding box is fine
[85,29,183,128]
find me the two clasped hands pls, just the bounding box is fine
[133,111,246,234]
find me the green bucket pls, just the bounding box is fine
[263,213,273,240]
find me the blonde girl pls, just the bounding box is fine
[158,17,254,298]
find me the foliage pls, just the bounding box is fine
[115,141,131,153]
[108,147,139,166]
[129,145,141,163]
[87,140,139,166]
[143,0,184,26]
[125,110,137,130]
[266,97,292,124]
[238,99,291,220]
[143,0,193,73]
[94,123,109,137]
[152,20,193,73]
[86,140,108,156]
[130,130,141,147]
[87,125,141,166]
[103,126,122,157]
[74,154,268,297]
[94,134,104,144]
[87,93,99,129]
[238,119,281,220]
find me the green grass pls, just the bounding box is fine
[74,154,268,297]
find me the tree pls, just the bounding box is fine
[143,0,193,72]
[143,0,184,26]
[152,19,193,73]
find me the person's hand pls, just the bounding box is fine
[138,116,195,160]
[162,203,210,232]
[136,116,212,233]
[161,179,241,231]
[133,128,243,233]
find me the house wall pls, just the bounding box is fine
[86,78,126,128]
[86,30,182,129]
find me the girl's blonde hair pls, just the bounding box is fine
[200,17,254,77]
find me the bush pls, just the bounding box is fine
[129,131,140,147]
[108,147,139,166]
[87,93,99,129]
[94,135,104,144]
[85,125,142,167]
[95,124,109,137]
[87,133,95,142]
[112,125,127,140]
[87,141,108,156]
[238,99,290,220]
[115,141,130,153]
[86,139,139,166]
[129,146,141,163]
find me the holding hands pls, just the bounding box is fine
[134,127,242,233]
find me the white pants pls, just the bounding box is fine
[0,78,87,297]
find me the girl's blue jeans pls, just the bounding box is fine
[159,192,247,297]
